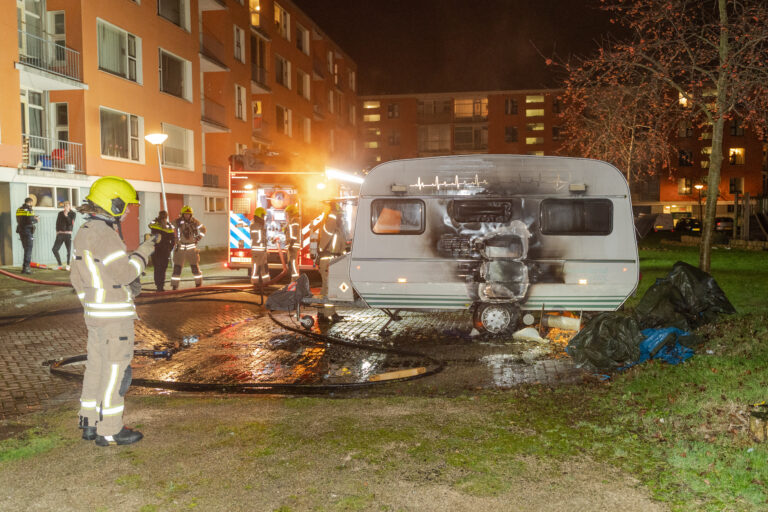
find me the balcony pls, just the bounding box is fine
[417,111,453,124]
[201,97,229,133]
[199,31,229,72]
[203,164,227,188]
[252,117,270,144]
[21,134,84,174]
[16,30,87,91]
[251,66,270,94]
[199,0,226,11]
[312,58,325,80]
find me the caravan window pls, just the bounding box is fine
[371,199,424,235]
[540,199,612,235]
[451,199,521,223]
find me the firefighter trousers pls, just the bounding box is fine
[287,247,299,282]
[171,247,202,288]
[78,320,135,436]
[250,250,269,286]
[152,246,171,291]
[318,257,336,316]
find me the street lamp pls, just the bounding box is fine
[694,183,704,220]
[145,133,169,212]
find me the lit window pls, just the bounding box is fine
[729,148,745,165]
[363,101,380,109]
[678,177,692,195]
[527,151,544,156]
[364,114,380,122]
[526,109,545,117]
[274,3,290,40]
[250,0,261,26]
[525,94,545,103]
[364,141,378,149]
[454,98,488,119]
[525,137,544,145]
[526,122,545,131]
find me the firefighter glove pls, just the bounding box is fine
[129,277,142,298]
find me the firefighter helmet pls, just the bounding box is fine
[180,205,194,215]
[253,207,266,218]
[86,176,140,217]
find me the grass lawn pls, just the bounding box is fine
[1,243,767,511]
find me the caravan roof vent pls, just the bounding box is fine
[569,183,587,194]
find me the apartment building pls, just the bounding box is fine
[1,0,359,267]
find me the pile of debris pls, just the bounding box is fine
[566,261,736,371]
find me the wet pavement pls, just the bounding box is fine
[0,266,588,420]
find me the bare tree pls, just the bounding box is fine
[558,0,768,271]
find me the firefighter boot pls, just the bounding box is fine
[191,265,202,288]
[95,426,143,447]
[79,416,97,441]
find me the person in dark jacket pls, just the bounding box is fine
[148,211,176,291]
[52,201,77,270]
[16,197,38,274]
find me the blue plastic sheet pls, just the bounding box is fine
[621,327,695,370]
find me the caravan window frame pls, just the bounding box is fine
[539,198,613,236]
[370,198,425,235]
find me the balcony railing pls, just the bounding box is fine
[251,66,267,86]
[203,164,227,188]
[202,97,227,128]
[417,111,454,124]
[22,134,84,174]
[200,31,227,67]
[18,30,82,82]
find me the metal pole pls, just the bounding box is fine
[156,144,168,212]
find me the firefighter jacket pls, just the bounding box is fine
[285,214,300,250]
[173,216,207,251]
[70,218,155,326]
[149,220,176,252]
[250,218,267,253]
[56,210,76,233]
[15,204,37,235]
[318,212,344,257]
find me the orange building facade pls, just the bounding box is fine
[1,0,359,266]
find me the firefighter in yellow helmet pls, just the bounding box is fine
[250,207,270,290]
[316,202,345,323]
[70,176,156,446]
[171,205,207,289]
[284,204,301,282]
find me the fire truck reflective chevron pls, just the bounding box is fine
[229,212,251,249]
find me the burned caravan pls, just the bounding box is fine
[323,155,639,334]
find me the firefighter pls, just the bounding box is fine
[171,205,207,289]
[316,202,346,323]
[70,176,156,446]
[250,207,270,289]
[284,204,301,282]
[148,211,175,291]
[15,197,38,274]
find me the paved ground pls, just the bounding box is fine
[0,261,586,420]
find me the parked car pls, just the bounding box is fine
[653,213,675,232]
[714,217,735,232]
[675,218,702,234]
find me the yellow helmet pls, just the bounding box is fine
[86,176,139,217]
[181,205,194,215]
[253,207,266,218]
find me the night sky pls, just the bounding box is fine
[292,0,618,95]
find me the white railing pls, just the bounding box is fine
[18,30,82,82]
[22,134,84,174]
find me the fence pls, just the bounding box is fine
[22,134,84,173]
[18,30,82,82]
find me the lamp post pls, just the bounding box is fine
[144,133,169,212]
[694,183,704,220]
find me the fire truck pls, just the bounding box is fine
[227,152,332,277]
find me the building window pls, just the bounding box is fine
[387,103,400,119]
[205,197,226,213]
[235,143,247,155]
[97,20,140,83]
[364,141,379,149]
[677,120,693,138]
[348,70,356,92]
[27,186,79,209]
[159,49,191,100]
[504,126,518,143]
[526,94,545,103]
[296,69,310,100]
[100,107,142,161]
[552,126,563,141]
[388,130,400,146]
[454,98,488,119]
[52,103,69,142]
[525,137,544,145]
[296,23,309,55]
[276,105,292,136]
[333,62,339,86]
[454,126,488,150]
[504,98,518,115]
[157,0,189,30]
[729,148,745,165]
[234,25,245,63]
[526,109,545,117]
[526,122,545,131]
[366,127,380,137]
[552,98,562,114]
[161,123,193,169]
[540,199,613,236]
[700,146,711,168]
[730,119,745,137]
[678,177,692,195]
[363,101,380,109]
[328,90,335,114]
[729,177,744,194]
[48,11,66,64]
[678,149,693,167]
[418,125,450,152]
[363,114,380,123]
[235,84,246,120]
[371,199,425,235]
[301,117,311,143]
[274,3,290,40]
[275,54,291,89]
[349,104,356,126]
[250,0,261,26]
[528,151,545,156]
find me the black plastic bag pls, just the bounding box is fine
[265,274,311,311]
[566,312,644,371]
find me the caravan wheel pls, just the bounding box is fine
[474,303,519,334]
